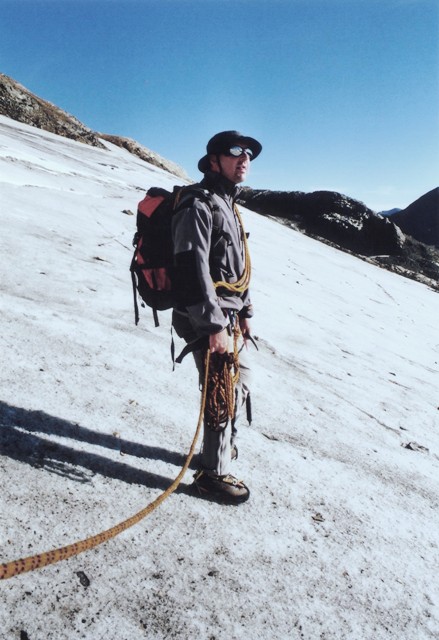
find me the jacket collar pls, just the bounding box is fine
[201,171,241,200]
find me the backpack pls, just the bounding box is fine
[130,185,216,327]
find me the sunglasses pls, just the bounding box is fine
[224,145,254,159]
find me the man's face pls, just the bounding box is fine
[209,148,251,184]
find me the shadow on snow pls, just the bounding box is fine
[0,400,197,495]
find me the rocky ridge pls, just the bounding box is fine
[239,188,439,291]
[97,133,189,180]
[0,73,189,180]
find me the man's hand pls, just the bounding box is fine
[209,317,252,354]
[239,317,252,346]
[209,327,229,354]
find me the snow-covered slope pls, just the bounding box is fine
[0,115,438,639]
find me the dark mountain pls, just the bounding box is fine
[391,188,439,247]
[239,188,439,291]
[239,188,404,256]
[0,73,189,180]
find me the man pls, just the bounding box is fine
[172,130,262,504]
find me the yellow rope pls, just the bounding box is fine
[204,321,241,432]
[0,351,211,581]
[213,204,251,294]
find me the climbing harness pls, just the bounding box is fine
[0,204,250,581]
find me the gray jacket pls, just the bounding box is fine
[172,172,253,336]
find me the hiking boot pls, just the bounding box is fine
[192,470,250,504]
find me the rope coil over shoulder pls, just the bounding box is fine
[213,204,251,294]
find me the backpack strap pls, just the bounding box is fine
[131,267,140,326]
[147,186,173,198]
[174,186,223,240]
[175,335,209,364]
[174,185,215,210]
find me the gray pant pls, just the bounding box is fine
[172,310,252,476]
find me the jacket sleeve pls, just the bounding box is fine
[238,295,254,319]
[172,199,228,336]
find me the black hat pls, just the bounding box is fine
[198,130,262,173]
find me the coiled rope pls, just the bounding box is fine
[1,204,250,581]
[204,323,241,432]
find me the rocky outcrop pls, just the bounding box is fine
[98,133,189,181]
[0,73,103,147]
[372,237,439,289]
[0,73,189,180]
[391,187,439,247]
[239,188,405,256]
[239,188,439,291]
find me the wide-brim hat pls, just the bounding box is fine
[198,130,262,173]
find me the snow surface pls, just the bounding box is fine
[0,114,438,640]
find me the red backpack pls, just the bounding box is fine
[130,185,216,326]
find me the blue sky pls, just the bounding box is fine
[1,0,438,211]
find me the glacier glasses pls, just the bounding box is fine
[224,145,254,159]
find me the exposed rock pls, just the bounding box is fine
[391,187,439,247]
[98,133,189,181]
[0,73,188,179]
[0,73,103,148]
[372,236,439,291]
[239,188,439,291]
[239,188,405,256]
